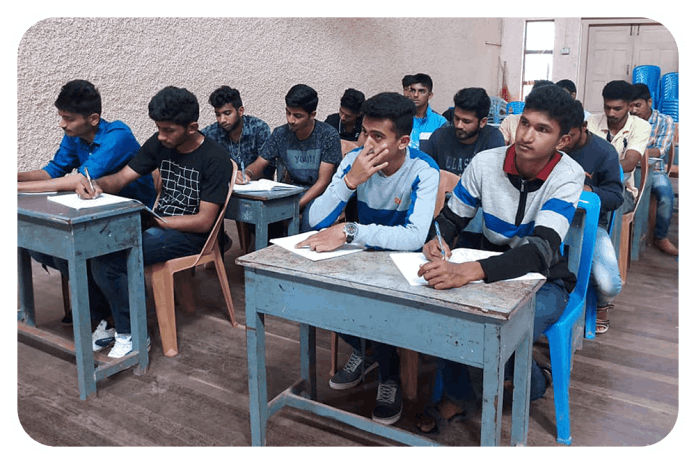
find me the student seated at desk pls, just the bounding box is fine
[17,79,156,332]
[629,83,678,256]
[324,87,365,155]
[238,84,342,221]
[586,80,650,213]
[403,73,447,150]
[298,92,439,426]
[562,100,624,335]
[76,86,233,358]
[417,85,584,430]
[498,80,554,145]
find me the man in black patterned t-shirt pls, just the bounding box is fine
[76,86,232,358]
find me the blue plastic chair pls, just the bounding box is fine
[659,98,679,123]
[543,191,600,445]
[506,101,525,115]
[632,65,661,109]
[660,72,678,102]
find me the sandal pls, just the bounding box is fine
[596,304,613,334]
[415,406,440,434]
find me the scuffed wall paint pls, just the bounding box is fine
[17,17,503,171]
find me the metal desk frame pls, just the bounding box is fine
[17,193,149,400]
[238,247,543,446]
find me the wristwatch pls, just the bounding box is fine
[343,222,358,243]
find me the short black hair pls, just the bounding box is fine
[54,80,101,117]
[532,79,555,90]
[340,88,365,114]
[402,74,416,88]
[568,100,586,130]
[631,83,652,102]
[148,86,199,126]
[602,80,634,102]
[361,92,417,138]
[523,84,576,136]
[208,86,243,109]
[411,73,434,92]
[556,79,577,94]
[453,87,491,121]
[285,84,318,114]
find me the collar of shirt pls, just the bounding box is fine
[503,144,562,181]
[78,118,108,149]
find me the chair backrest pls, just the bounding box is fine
[660,72,678,102]
[606,164,624,236]
[633,149,650,209]
[434,170,460,218]
[151,168,162,208]
[632,65,661,109]
[659,98,679,122]
[565,191,601,303]
[192,161,239,267]
[488,96,507,124]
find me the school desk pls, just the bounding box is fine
[17,193,149,400]
[237,246,544,446]
[225,185,305,251]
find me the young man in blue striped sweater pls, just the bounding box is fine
[298,92,440,426]
[418,84,585,422]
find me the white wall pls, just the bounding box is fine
[17,17,504,171]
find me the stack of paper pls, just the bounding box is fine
[47,193,134,210]
[234,179,297,192]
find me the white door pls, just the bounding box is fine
[582,23,678,114]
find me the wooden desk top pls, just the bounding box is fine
[18,193,143,227]
[237,245,545,321]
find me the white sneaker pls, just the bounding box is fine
[107,333,151,358]
[92,320,115,352]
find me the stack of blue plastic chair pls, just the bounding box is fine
[488,96,507,124]
[659,99,679,123]
[660,72,679,101]
[632,65,661,109]
[544,191,600,445]
[506,101,525,115]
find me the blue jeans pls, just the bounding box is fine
[651,171,675,240]
[590,227,622,307]
[90,226,207,334]
[438,279,569,404]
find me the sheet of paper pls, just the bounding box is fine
[270,230,364,261]
[390,248,546,286]
[47,193,134,210]
[234,179,297,192]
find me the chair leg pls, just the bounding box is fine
[648,195,657,246]
[547,327,573,445]
[584,286,597,340]
[399,348,419,401]
[60,273,71,320]
[212,249,238,327]
[330,332,339,376]
[174,269,197,316]
[149,265,179,357]
[236,221,249,254]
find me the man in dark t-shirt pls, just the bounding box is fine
[420,87,505,176]
[76,86,232,358]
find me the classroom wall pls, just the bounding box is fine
[16,17,504,171]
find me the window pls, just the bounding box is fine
[522,20,555,99]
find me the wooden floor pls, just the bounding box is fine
[16,185,680,449]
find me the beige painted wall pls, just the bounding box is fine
[17,17,504,172]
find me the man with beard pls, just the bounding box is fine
[202,86,274,181]
[240,84,342,217]
[587,80,650,210]
[421,87,505,176]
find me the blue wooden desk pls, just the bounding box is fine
[237,247,544,446]
[17,193,149,400]
[225,186,305,251]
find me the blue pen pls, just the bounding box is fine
[434,221,446,261]
[241,161,246,183]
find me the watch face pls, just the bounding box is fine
[344,222,357,242]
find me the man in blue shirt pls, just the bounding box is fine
[18,79,156,206]
[17,80,156,331]
[404,73,447,149]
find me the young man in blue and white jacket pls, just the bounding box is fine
[419,85,585,422]
[298,92,440,426]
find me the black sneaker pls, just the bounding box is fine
[329,351,378,390]
[372,380,402,425]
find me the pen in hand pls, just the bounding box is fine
[84,167,99,198]
[434,221,447,261]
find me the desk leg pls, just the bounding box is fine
[480,324,505,446]
[510,300,534,446]
[300,324,317,400]
[246,283,268,446]
[287,199,300,236]
[68,257,97,400]
[17,248,35,325]
[126,244,148,375]
[255,221,269,252]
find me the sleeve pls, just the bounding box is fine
[127,133,162,175]
[498,117,512,144]
[200,149,233,205]
[591,144,624,213]
[255,120,271,154]
[259,127,281,163]
[625,118,650,155]
[649,115,675,159]
[42,136,80,178]
[485,127,506,149]
[305,152,357,230]
[76,126,141,179]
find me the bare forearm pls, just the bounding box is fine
[154,202,221,234]
[18,173,83,193]
[18,169,51,183]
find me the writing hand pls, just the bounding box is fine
[75,174,102,199]
[418,260,485,290]
[235,170,250,185]
[422,238,451,262]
